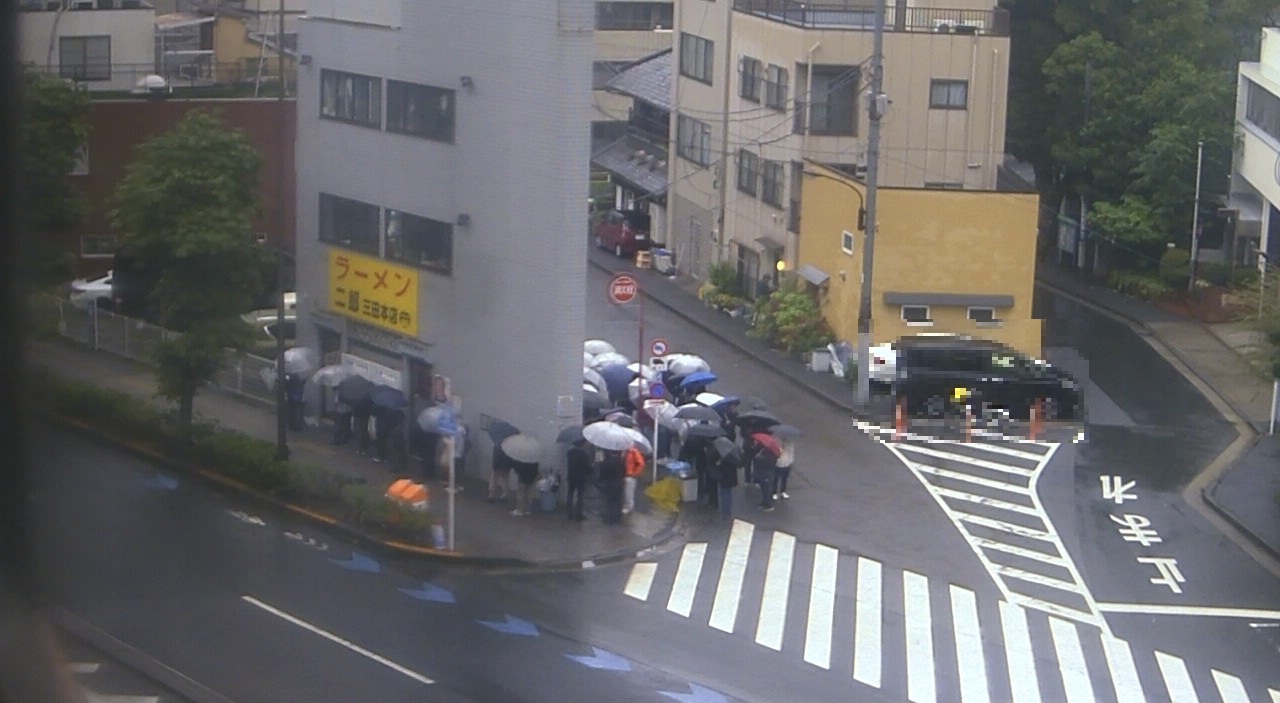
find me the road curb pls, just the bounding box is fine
[43,412,680,572]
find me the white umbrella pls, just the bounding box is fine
[416,405,458,435]
[500,433,542,463]
[627,377,651,404]
[654,401,684,431]
[590,351,630,369]
[584,339,616,356]
[627,362,657,380]
[666,353,710,376]
[312,364,355,387]
[282,347,319,376]
[584,367,607,393]
[584,351,594,366]
[583,421,650,452]
[694,391,726,407]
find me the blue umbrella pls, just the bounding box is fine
[599,363,638,403]
[679,370,718,390]
[712,395,741,412]
[371,385,408,409]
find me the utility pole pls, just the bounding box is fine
[273,0,289,461]
[855,0,885,408]
[1188,140,1205,292]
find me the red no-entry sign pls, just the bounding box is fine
[608,273,639,305]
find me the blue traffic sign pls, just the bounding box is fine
[649,382,666,399]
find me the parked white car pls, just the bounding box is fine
[68,271,113,309]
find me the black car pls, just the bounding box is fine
[891,337,1082,420]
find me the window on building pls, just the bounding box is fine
[764,64,788,110]
[1246,79,1280,143]
[805,65,858,135]
[59,36,110,81]
[80,234,116,258]
[739,56,762,102]
[595,1,673,30]
[676,113,712,165]
[320,69,382,128]
[902,305,933,325]
[841,230,855,255]
[788,160,803,232]
[968,307,1002,325]
[679,33,714,84]
[929,79,968,110]
[319,192,380,255]
[592,60,632,90]
[736,149,759,196]
[761,160,784,208]
[386,210,453,274]
[387,80,455,142]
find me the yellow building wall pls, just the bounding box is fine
[213,15,295,81]
[797,162,1042,358]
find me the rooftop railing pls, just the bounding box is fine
[732,0,1009,36]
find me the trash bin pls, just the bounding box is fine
[810,347,832,373]
[653,248,676,275]
[666,460,690,478]
[665,460,698,503]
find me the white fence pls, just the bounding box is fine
[45,295,278,405]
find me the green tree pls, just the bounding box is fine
[109,110,272,438]
[20,70,90,285]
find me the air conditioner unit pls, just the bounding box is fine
[932,20,954,32]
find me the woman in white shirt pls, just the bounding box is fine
[774,438,795,499]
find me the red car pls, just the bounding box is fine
[594,209,652,258]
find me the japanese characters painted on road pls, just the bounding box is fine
[328,250,419,336]
[608,273,639,305]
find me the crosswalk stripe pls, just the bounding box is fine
[956,513,1053,541]
[754,531,795,650]
[1211,669,1250,703]
[915,464,1032,495]
[897,443,1037,477]
[1101,635,1145,703]
[1155,651,1200,703]
[666,543,706,618]
[1048,617,1096,703]
[1269,687,1280,703]
[974,537,1067,568]
[998,601,1043,703]
[624,562,657,601]
[932,485,1040,516]
[993,564,1086,593]
[709,520,755,633]
[903,570,936,703]
[802,544,839,669]
[852,556,883,688]
[950,585,992,703]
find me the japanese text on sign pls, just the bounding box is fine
[328,250,418,336]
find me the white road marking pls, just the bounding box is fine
[709,520,755,633]
[1048,617,1096,703]
[69,662,100,674]
[932,485,1040,515]
[802,544,838,669]
[956,513,1053,541]
[624,562,657,601]
[85,693,159,703]
[1154,650,1200,703]
[241,595,434,685]
[852,556,882,688]
[1101,635,1145,703]
[950,585,991,703]
[1211,670,1250,703]
[754,531,795,650]
[903,570,936,703]
[1270,687,1280,703]
[1008,594,1097,626]
[973,537,1067,567]
[915,464,1033,495]
[993,564,1084,593]
[949,441,1049,462]
[998,601,1043,703]
[1096,602,1280,620]
[897,444,1036,477]
[667,543,706,618]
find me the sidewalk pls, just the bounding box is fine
[1035,264,1280,560]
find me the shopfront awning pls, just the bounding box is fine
[755,234,785,253]
[797,264,829,286]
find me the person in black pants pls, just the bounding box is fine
[353,399,373,455]
[597,449,625,525]
[565,439,591,521]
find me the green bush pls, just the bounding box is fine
[1108,270,1171,300]
[339,483,431,533]
[1159,248,1191,288]
[191,431,290,491]
[749,287,835,355]
[707,262,742,297]
[1197,262,1232,287]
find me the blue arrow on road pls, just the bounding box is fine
[328,552,380,573]
[659,684,727,703]
[399,582,456,604]
[564,646,630,671]
[139,473,178,490]
[475,615,539,637]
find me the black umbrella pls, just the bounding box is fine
[336,375,373,406]
[743,395,770,411]
[487,420,521,443]
[685,423,726,439]
[556,425,585,444]
[712,436,740,461]
[371,385,408,409]
[734,409,780,432]
[675,405,722,424]
[770,424,803,439]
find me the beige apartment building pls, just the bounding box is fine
[592,0,675,150]
[668,0,1011,292]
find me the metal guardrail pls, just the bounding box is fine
[44,294,277,405]
[731,0,1009,35]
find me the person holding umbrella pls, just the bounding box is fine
[565,439,591,521]
[749,432,781,512]
[711,437,740,517]
[771,425,801,499]
[622,442,644,515]
[597,448,625,524]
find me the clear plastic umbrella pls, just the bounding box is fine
[694,391,726,407]
[584,339,616,356]
[584,367,607,393]
[590,351,630,370]
[500,434,542,463]
[627,362,658,380]
[666,353,710,376]
[312,364,355,387]
[583,421,650,452]
[282,347,319,376]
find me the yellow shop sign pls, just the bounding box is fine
[327,249,419,336]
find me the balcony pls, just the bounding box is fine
[731,0,1009,36]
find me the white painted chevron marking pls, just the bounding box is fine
[914,463,1032,495]
[932,485,1040,515]
[897,443,1037,477]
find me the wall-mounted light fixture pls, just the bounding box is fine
[456,213,471,227]
[459,75,474,89]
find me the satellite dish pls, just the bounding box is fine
[133,74,169,95]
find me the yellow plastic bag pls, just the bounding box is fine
[644,476,682,513]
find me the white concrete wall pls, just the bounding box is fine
[19,7,157,92]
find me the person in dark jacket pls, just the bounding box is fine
[511,459,539,516]
[713,450,739,517]
[331,400,353,445]
[597,449,625,525]
[284,373,307,432]
[565,440,591,521]
[752,446,777,511]
[353,398,373,456]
